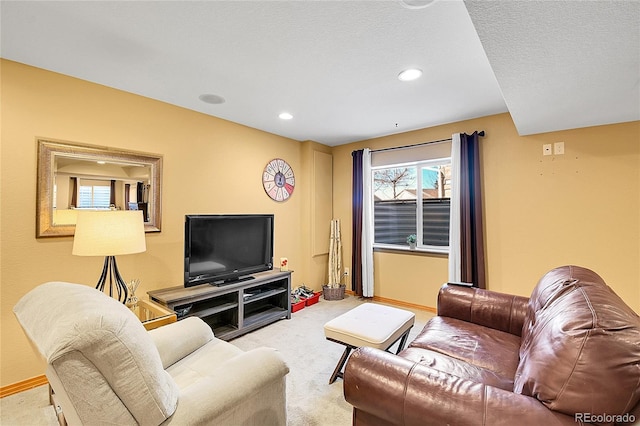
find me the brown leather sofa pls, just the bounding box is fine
[343,265,640,425]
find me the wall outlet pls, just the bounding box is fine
[543,144,552,156]
[344,267,349,276]
[554,141,565,155]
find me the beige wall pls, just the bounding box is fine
[2,59,639,388]
[0,60,319,386]
[332,114,640,311]
[299,141,334,290]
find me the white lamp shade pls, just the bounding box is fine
[72,210,146,256]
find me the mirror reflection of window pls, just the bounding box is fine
[78,180,111,209]
[38,138,163,237]
[52,157,151,223]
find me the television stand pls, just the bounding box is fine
[148,270,291,341]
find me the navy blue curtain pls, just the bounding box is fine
[459,131,486,289]
[351,150,364,296]
[124,184,131,209]
[110,180,116,206]
[70,177,78,208]
[137,182,144,202]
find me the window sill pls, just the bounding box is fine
[373,243,449,256]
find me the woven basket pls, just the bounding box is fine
[322,284,345,301]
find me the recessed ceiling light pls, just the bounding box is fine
[398,68,423,82]
[279,112,293,120]
[198,94,226,104]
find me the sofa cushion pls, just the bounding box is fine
[514,265,640,416]
[165,337,245,389]
[408,316,521,383]
[400,347,515,391]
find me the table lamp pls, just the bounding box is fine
[72,210,146,303]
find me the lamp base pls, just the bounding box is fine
[96,256,128,303]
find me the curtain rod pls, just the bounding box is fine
[371,130,485,153]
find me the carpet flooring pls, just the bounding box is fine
[0,295,433,425]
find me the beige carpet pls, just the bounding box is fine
[0,295,433,425]
[0,385,58,426]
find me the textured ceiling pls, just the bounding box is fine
[1,1,638,146]
[465,0,640,136]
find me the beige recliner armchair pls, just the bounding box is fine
[14,282,289,425]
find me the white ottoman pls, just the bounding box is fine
[323,303,415,384]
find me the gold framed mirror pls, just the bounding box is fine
[37,138,163,238]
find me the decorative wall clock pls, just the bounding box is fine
[262,158,295,202]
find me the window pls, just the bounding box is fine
[77,181,111,209]
[373,158,451,252]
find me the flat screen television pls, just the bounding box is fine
[184,214,274,287]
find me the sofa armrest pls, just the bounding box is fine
[148,317,214,369]
[344,348,577,426]
[437,283,529,336]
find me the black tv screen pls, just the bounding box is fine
[185,214,274,287]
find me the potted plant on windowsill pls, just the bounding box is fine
[407,234,417,250]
